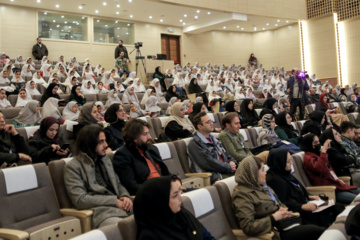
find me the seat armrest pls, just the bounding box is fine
[0,228,29,240]
[185,173,212,186]
[338,176,351,185]
[232,229,274,240]
[60,208,93,233]
[306,186,336,202]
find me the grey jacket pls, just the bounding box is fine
[188,131,237,183]
[64,152,131,228]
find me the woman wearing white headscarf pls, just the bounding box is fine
[62,101,80,121]
[246,88,256,100]
[275,82,286,97]
[165,97,179,115]
[40,56,48,66]
[172,73,186,97]
[15,55,25,65]
[205,80,216,93]
[152,78,166,102]
[25,81,41,96]
[31,72,46,84]
[40,64,52,77]
[214,81,223,92]
[25,57,36,70]
[184,74,191,85]
[94,64,102,75]
[21,64,32,78]
[106,89,122,107]
[235,87,246,100]
[3,63,13,78]
[259,88,269,99]
[96,82,109,94]
[95,101,106,121]
[122,78,134,88]
[132,78,146,93]
[41,97,63,122]
[58,65,68,79]
[82,63,96,85]
[54,62,65,71]
[0,71,10,84]
[13,100,42,127]
[101,71,115,85]
[145,96,162,115]
[15,89,32,108]
[129,102,149,119]
[141,88,154,105]
[164,68,172,78]
[115,81,125,93]
[70,57,80,68]
[122,86,139,104]
[224,78,234,92]
[81,80,97,94]
[164,102,196,141]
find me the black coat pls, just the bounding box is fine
[28,134,66,164]
[287,76,309,103]
[114,45,128,59]
[113,144,170,195]
[104,125,124,151]
[32,43,48,60]
[164,120,193,141]
[0,132,30,165]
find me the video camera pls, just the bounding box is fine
[134,42,143,49]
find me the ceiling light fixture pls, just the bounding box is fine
[196,10,200,13]
[126,32,129,35]
[56,25,59,27]
[115,21,118,23]
[277,19,280,22]
[64,21,67,24]
[183,22,186,25]
[44,12,47,14]
[254,26,257,31]
[237,25,239,28]
[116,4,120,8]
[82,16,85,19]
[223,26,226,29]
[10,0,14,2]
[130,14,133,18]
[53,20,56,22]
[127,24,130,26]
[266,23,269,26]
[180,19,183,22]
[286,20,289,23]
[184,14,187,17]
[149,16,152,19]
[116,11,119,14]
[61,15,64,18]
[263,27,265,30]
[97,20,100,22]
[37,0,41,3]
[95,10,99,13]
[103,2,107,6]
[128,0,132,2]
[55,4,59,8]
[194,16,198,19]
[275,24,278,26]
[207,12,211,15]
[160,19,163,22]
[78,5,82,9]
[241,28,244,30]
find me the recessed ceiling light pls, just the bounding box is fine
[128,0,132,2]
[97,20,100,22]
[126,32,129,35]
[116,11,119,14]
[237,25,239,28]
[275,24,278,26]
[149,16,152,19]
[68,26,71,29]
[254,27,257,31]
[160,19,163,22]
[53,20,56,22]
[37,0,41,3]
[117,35,120,37]
[180,19,183,22]
[223,26,226,29]
[266,23,269,26]
[277,19,280,22]
[50,28,52,30]
[61,30,64,32]
[56,25,60,27]
[116,4,120,7]
[117,27,120,29]
[44,12,47,14]
[95,10,99,13]
[55,4,59,8]
[194,16,198,19]
[196,10,200,13]
[130,14,133,18]
[64,21,67,24]
[184,14,187,17]
[103,2,107,6]
[115,21,118,23]
[286,20,289,23]
[10,0,14,2]
[78,5,82,9]
[263,27,265,30]
[61,15,64,18]
[241,28,244,30]
[127,23,130,26]
[82,16,85,19]
[105,25,108,27]
[207,12,211,15]
[183,22,186,25]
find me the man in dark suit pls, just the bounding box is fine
[287,69,310,120]
[32,38,48,61]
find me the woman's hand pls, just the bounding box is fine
[51,144,61,152]
[301,203,317,212]
[322,139,332,153]
[272,207,290,221]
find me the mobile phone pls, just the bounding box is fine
[61,144,70,150]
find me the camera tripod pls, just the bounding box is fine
[133,48,146,76]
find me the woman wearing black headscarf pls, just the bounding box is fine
[188,78,209,106]
[28,116,69,164]
[300,111,326,137]
[69,84,86,106]
[260,98,278,118]
[134,175,215,240]
[319,128,360,186]
[239,99,260,128]
[266,148,343,228]
[104,103,126,151]
[275,112,300,146]
[188,102,207,124]
[339,88,347,102]
[40,83,60,106]
[165,85,180,102]
[153,66,166,91]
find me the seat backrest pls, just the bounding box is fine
[70,224,122,240]
[318,223,348,240]
[154,142,186,179]
[16,126,40,141]
[214,176,239,229]
[137,116,157,140]
[339,102,348,115]
[97,93,108,104]
[117,215,136,240]
[135,92,144,101]
[239,129,254,149]
[291,151,311,187]
[330,102,347,115]
[84,94,97,104]
[248,127,262,147]
[182,186,236,240]
[0,163,62,230]
[48,158,74,208]
[255,98,266,106]
[164,78,173,89]
[253,90,262,98]
[347,112,359,124]
[8,94,17,107]
[296,120,306,132]
[305,104,315,115]
[1,107,21,124]
[207,113,221,129]
[151,116,169,138]
[173,138,193,173]
[158,102,169,115]
[60,94,71,102]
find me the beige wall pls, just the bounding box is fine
[302,15,338,79]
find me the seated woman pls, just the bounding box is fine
[164,102,196,141]
[248,53,258,66]
[69,84,87,106]
[245,88,256,100]
[13,100,42,128]
[130,102,150,119]
[152,79,166,102]
[260,98,278,118]
[259,88,271,99]
[122,86,139,104]
[183,99,193,115]
[153,66,166,91]
[165,85,180,102]
[15,89,32,108]
[208,91,224,112]
[275,112,300,146]
[96,81,109,94]
[165,97,180,115]
[25,80,41,96]
[134,176,215,240]
[266,149,343,228]
[301,111,330,137]
[28,116,69,164]
[101,71,115,86]
[106,89,122,107]
[40,83,60,106]
[41,97,64,124]
[115,81,125,93]
[338,88,348,102]
[235,87,246,100]
[73,103,100,139]
[145,96,162,118]
[258,114,301,154]
[239,99,260,128]
[95,101,106,121]
[316,93,348,127]
[319,128,360,187]
[301,134,360,204]
[172,73,186,97]
[188,78,209,106]
[189,102,207,124]
[104,103,126,151]
[133,78,146,93]
[62,101,79,121]
[21,64,32,78]
[0,110,32,166]
[141,88,155,105]
[232,156,325,240]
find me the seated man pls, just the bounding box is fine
[0,110,32,167]
[354,125,360,147]
[340,121,360,168]
[308,88,320,104]
[188,112,237,184]
[64,125,132,228]
[113,119,170,195]
[219,112,268,163]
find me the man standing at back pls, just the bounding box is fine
[32,38,48,61]
[113,119,170,195]
[64,125,132,228]
[287,69,309,120]
[188,112,237,184]
[114,40,128,59]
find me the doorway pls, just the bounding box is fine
[161,34,181,65]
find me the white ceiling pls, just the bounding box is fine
[0,0,298,33]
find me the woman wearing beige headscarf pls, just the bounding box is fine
[13,100,42,128]
[164,102,196,141]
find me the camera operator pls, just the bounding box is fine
[115,40,128,59]
[287,69,310,120]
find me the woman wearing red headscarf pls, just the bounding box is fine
[316,93,348,127]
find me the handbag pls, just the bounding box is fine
[276,212,302,231]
